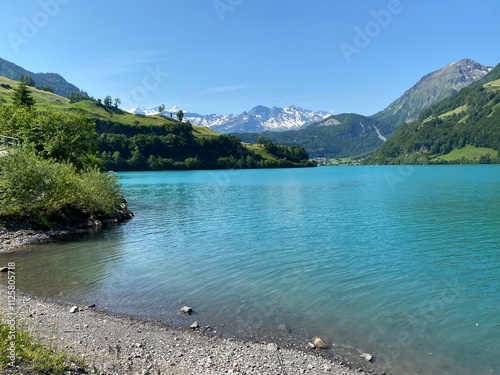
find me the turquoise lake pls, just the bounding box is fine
[6,166,500,374]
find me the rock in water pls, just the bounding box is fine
[310,336,328,349]
[278,324,290,334]
[190,321,200,329]
[361,353,374,362]
[181,306,193,314]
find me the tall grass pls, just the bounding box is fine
[0,318,86,374]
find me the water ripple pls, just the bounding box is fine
[6,166,500,375]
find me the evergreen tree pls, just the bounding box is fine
[19,74,35,87]
[68,91,91,102]
[12,82,35,109]
[41,84,54,93]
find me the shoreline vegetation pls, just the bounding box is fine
[0,83,313,231]
[0,288,380,375]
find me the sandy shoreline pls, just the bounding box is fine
[0,288,387,375]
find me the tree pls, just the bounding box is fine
[158,104,166,113]
[68,91,90,103]
[114,98,121,108]
[0,106,97,169]
[97,98,102,105]
[41,84,54,93]
[176,109,184,122]
[128,150,148,170]
[19,74,35,87]
[104,95,113,107]
[12,82,35,109]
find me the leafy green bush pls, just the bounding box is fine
[0,106,97,169]
[0,146,122,227]
[73,167,123,216]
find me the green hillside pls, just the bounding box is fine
[236,113,392,159]
[0,57,85,98]
[365,63,500,164]
[1,76,220,138]
[0,76,70,107]
[440,145,498,162]
[0,76,315,170]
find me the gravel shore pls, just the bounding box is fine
[0,286,386,375]
[1,228,385,375]
[0,204,134,253]
[0,228,59,252]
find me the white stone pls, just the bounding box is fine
[181,306,193,314]
[310,336,328,349]
[361,353,373,362]
[267,343,278,351]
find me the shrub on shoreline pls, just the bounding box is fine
[0,106,98,170]
[0,146,123,228]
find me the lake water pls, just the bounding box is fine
[5,166,500,374]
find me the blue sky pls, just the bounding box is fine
[1,0,499,115]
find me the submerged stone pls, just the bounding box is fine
[310,336,328,349]
[278,324,290,334]
[361,353,374,362]
[181,306,193,314]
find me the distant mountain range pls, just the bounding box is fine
[128,105,331,133]
[128,59,492,138]
[373,58,493,130]
[236,113,391,159]
[0,57,85,98]
[236,59,494,158]
[128,105,185,117]
[2,55,496,161]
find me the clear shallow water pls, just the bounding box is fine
[4,166,500,374]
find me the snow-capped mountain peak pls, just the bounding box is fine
[127,104,330,133]
[186,105,330,133]
[128,105,187,117]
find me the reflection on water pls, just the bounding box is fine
[3,166,500,375]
